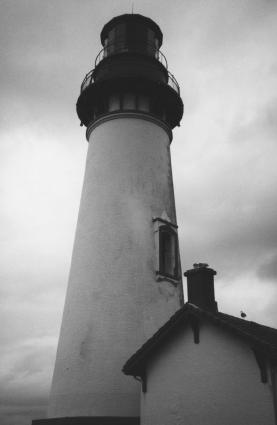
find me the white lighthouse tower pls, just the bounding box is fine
[40,13,184,425]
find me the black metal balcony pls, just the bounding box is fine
[81,68,180,95]
[76,13,183,131]
[77,38,183,130]
[80,41,180,96]
[94,40,168,68]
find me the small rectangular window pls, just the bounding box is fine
[137,95,149,112]
[159,226,178,279]
[123,93,136,110]
[153,216,180,283]
[108,94,120,112]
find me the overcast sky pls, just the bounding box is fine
[1,0,277,424]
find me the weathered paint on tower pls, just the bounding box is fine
[42,13,184,425]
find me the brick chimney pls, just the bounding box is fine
[184,263,218,312]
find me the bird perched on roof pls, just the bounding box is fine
[240,311,247,318]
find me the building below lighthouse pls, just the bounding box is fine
[33,12,277,425]
[123,264,277,425]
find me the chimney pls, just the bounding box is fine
[184,263,218,312]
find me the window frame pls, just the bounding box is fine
[153,216,181,284]
[158,225,178,279]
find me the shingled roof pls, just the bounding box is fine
[123,303,277,377]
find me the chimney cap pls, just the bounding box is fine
[184,263,218,312]
[184,264,217,277]
[193,262,209,269]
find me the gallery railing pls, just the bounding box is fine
[80,68,180,95]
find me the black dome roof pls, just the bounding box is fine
[100,14,163,46]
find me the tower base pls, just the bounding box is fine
[32,417,140,425]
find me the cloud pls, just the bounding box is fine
[169,1,277,322]
[257,253,277,281]
[215,271,277,327]
[0,337,56,425]
[171,0,277,281]
[175,95,277,275]
[0,405,46,425]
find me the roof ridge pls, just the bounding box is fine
[218,311,277,332]
[188,303,277,348]
[123,303,277,376]
[215,313,277,350]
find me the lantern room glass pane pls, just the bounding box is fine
[107,24,126,55]
[104,38,108,58]
[127,23,147,54]
[154,38,159,59]
[115,23,126,53]
[147,28,156,57]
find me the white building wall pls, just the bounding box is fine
[141,322,275,425]
[48,115,183,418]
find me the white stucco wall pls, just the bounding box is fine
[141,322,275,425]
[48,115,183,418]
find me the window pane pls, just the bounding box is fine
[115,23,126,53]
[137,95,149,112]
[147,28,155,56]
[107,28,116,55]
[159,227,178,278]
[104,38,108,58]
[108,94,120,112]
[123,93,136,110]
[127,23,146,54]
[115,23,126,42]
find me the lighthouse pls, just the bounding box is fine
[44,13,184,425]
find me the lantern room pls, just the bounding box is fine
[100,14,163,59]
[76,14,183,132]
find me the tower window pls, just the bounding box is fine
[159,225,178,279]
[108,94,120,111]
[153,216,180,283]
[122,92,136,110]
[137,94,149,112]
